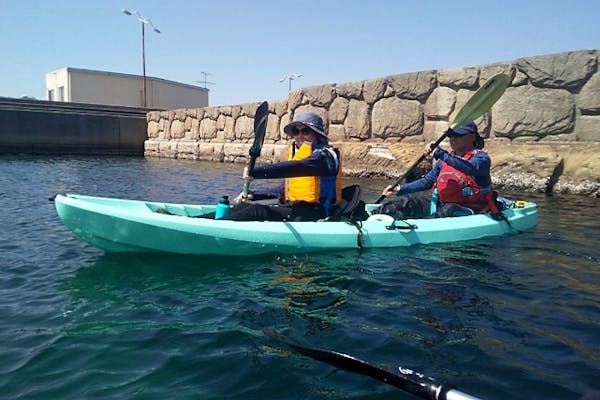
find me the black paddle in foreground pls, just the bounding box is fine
[242,101,269,198]
[266,329,483,400]
[374,73,510,204]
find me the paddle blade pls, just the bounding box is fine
[242,101,269,198]
[450,73,510,129]
[265,329,480,400]
[250,101,269,158]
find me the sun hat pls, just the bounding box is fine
[450,122,485,148]
[451,122,478,136]
[283,112,327,141]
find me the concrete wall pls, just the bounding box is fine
[144,49,600,196]
[0,98,148,155]
[45,67,209,109]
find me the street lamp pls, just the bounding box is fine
[122,9,161,108]
[280,73,303,91]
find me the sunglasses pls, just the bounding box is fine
[291,126,314,136]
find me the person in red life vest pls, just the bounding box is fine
[221,112,343,221]
[377,122,499,219]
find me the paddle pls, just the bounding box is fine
[242,101,269,198]
[267,329,482,400]
[374,73,510,204]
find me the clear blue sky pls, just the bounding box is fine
[1,0,598,107]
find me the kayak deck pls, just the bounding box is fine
[54,194,538,256]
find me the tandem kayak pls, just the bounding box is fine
[54,193,537,256]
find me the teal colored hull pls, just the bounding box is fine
[54,194,538,256]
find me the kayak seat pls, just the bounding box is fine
[328,185,368,221]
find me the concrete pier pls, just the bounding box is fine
[0,97,149,155]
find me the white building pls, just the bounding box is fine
[45,67,209,109]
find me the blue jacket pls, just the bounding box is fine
[250,145,340,202]
[398,147,491,195]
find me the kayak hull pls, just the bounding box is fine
[54,194,538,256]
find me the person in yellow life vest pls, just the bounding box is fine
[224,112,343,221]
[377,122,500,219]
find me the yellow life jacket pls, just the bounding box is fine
[285,143,343,206]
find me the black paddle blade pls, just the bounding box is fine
[250,101,269,158]
[265,329,450,400]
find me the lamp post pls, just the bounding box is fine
[122,9,161,108]
[280,73,303,91]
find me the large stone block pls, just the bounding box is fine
[480,63,517,85]
[363,78,387,105]
[576,116,600,142]
[328,124,346,142]
[265,113,281,142]
[372,97,422,139]
[198,142,224,161]
[171,120,185,139]
[271,100,288,117]
[233,116,253,141]
[577,71,600,112]
[158,118,170,139]
[424,87,456,119]
[305,84,336,107]
[288,89,304,109]
[492,86,575,138]
[147,121,160,138]
[437,67,479,89]
[218,116,235,141]
[200,118,218,140]
[517,50,597,90]
[177,140,199,159]
[329,97,349,124]
[144,140,159,156]
[335,81,363,99]
[423,120,449,143]
[344,100,370,140]
[385,70,436,101]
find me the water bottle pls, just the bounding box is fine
[215,196,231,219]
[430,188,439,216]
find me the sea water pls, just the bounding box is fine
[0,155,598,400]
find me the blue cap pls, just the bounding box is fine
[452,122,478,136]
[284,112,327,140]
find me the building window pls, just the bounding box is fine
[48,89,54,101]
[58,86,65,102]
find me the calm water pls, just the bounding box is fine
[0,155,599,400]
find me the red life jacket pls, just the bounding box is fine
[436,150,499,214]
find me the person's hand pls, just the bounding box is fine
[423,141,436,159]
[233,192,254,204]
[382,184,399,197]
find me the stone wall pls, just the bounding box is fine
[145,49,600,196]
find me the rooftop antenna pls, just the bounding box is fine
[195,71,215,88]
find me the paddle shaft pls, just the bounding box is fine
[374,73,510,204]
[373,131,449,204]
[269,332,482,400]
[242,101,269,197]
[242,158,258,197]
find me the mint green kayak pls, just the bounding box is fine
[54,193,537,256]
